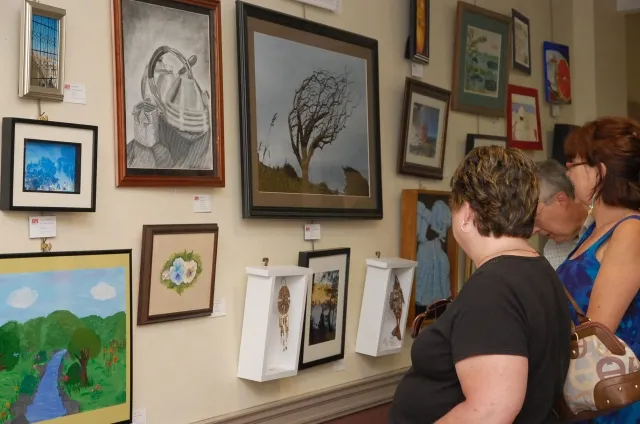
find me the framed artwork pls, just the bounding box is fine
[451,2,512,117]
[0,249,132,424]
[297,248,350,370]
[137,224,219,325]
[405,0,430,63]
[511,9,531,74]
[398,78,450,180]
[112,0,225,187]
[507,84,543,150]
[237,2,383,219]
[543,41,572,104]
[401,189,460,325]
[19,0,66,101]
[465,133,507,154]
[0,118,98,212]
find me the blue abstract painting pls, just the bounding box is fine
[23,140,79,193]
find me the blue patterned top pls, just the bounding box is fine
[556,215,640,424]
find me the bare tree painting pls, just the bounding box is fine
[254,33,369,197]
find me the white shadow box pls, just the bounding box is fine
[237,265,311,382]
[355,257,417,357]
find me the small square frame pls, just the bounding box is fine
[19,0,67,101]
[0,118,98,212]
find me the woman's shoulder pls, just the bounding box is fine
[608,215,640,255]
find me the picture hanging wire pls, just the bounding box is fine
[262,257,269,266]
[40,238,52,252]
[375,251,381,258]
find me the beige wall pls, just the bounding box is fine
[0,0,627,423]
[626,13,640,120]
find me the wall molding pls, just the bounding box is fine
[196,367,407,424]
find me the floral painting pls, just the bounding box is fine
[159,250,203,295]
[138,224,218,325]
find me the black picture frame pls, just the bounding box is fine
[0,249,133,424]
[512,9,531,75]
[405,0,430,63]
[398,78,450,180]
[237,1,383,220]
[465,133,508,155]
[1,118,98,212]
[297,247,350,370]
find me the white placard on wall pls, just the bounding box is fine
[292,0,342,13]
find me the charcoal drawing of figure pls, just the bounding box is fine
[120,0,215,171]
[415,197,452,314]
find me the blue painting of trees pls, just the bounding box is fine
[23,140,77,193]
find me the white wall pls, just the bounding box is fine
[0,0,626,423]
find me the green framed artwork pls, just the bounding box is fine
[451,1,512,117]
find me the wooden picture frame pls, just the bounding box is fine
[451,2,512,117]
[465,133,508,154]
[398,78,450,180]
[297,248,350,370]
[0,117,98,212]
[19,0,66,101]
[511,9,531,74]
[237,1,383,219]
[401,189,460,326]
[507,84,543,150]
[543,41,572,104]
[138,224,219,325]
[405,0,430,63]
[112,0,225,187]
[0,249,133,424]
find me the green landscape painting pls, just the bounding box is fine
[0,262,129,424]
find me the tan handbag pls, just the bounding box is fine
[555,287,640,422]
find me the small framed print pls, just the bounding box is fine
[512,9,531,74]
[543,41,572,104]
[507,84,543,150]
[0,118,97,212]
[19,1,67,101]
[405,0,430,63]
[297,248,350,370]
[465,134,507,155]
[398,78,450,180]
[138,224,219,325]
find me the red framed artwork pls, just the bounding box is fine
[507,84,543,150]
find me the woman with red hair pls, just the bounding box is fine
[558,116,640,423]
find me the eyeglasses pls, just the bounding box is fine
[566,161,588,170]
[411,297,452,339]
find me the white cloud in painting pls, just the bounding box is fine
[7,287,38,308]
[90,282,116,301]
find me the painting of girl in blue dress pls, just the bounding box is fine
[23,139,80,194]
[414,193,453,315]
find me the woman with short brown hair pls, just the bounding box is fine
[557,117,640,424]
[389,146,571,424]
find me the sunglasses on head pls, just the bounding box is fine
[411,297,453,339]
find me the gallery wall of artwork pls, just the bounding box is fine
[0,0,629,424]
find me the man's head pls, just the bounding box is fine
[534,159,588,242]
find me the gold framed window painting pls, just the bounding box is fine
[401,189,460,325]
[0,250,132,424]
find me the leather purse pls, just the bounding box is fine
[555,287,640,422]
[410,297,452,339]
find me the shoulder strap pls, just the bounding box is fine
[561,284,590,324]
[591,214,640,251]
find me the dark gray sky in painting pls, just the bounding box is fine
[254,32,370,192]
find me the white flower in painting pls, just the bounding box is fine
[7,287,38,308]
[183,260,198,284]
[90,282,116,301]
[161,269,170,281]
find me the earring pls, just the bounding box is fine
[277,278,291,351]
[461,221,472,233]
[588,195,596,214]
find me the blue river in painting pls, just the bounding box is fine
[25,349,67,423]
